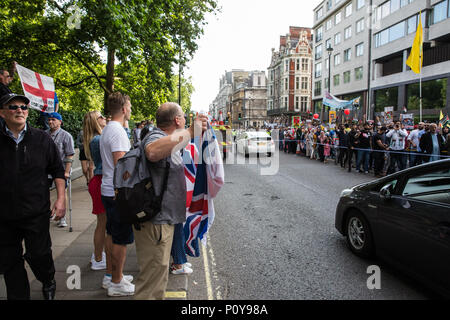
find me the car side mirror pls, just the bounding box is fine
[380,184,392,201]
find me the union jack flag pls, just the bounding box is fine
[183,122,224,257]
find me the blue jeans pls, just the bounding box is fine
[356,149,370,172]
[171,224,187,265]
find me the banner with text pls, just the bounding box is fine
[16,64,56,112]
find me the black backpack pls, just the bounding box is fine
[113,143,170,229]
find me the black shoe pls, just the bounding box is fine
[42,279,56,300]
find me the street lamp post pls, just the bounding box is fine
[326,45,334,122]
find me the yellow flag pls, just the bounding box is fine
[440,110,444,121]
[406,13,423,74]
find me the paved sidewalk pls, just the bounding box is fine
[0,149,188,300]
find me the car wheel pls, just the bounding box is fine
[345,210,375,258]
[267,152,272,157]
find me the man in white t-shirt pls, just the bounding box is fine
[100,92,134,297]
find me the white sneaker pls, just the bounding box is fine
[184,262,192,268]
[91,258,107,271]
[107,278,135,297]
[102,274,134,289]
[170,265,193,275]
[91,252,106,264]
[57,218,67,228]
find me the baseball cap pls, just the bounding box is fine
[0,93,30,107]
[49,112,63,121]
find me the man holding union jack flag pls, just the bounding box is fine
[134,102,208,300]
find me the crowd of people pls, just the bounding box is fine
[1,66,208,300]
[271,119,450,177]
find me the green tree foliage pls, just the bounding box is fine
[0,0,218,119]
[168,75,194,114]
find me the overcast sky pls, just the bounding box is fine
[184,0,318,112]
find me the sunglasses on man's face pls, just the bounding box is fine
[7,105,28,111]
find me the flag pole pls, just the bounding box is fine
[419,50,422,123]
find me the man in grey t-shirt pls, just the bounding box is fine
[47,112,74,228]
[132,102,207,300]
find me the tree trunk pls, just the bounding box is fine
[104,47,115,115]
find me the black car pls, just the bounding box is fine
[335,159,450,298]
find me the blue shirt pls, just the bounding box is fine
[5,124,27,145]
[430,133,440,162]
[90,135,103,175]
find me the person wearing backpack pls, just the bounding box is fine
[133,102,208,300]
[99,92,135,297]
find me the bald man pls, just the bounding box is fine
[132,103,207,300]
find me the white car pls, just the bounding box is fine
[236,131,275,157]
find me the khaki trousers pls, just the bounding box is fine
[133,222,174,300]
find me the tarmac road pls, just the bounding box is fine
[187,149,436,300]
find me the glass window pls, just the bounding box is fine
[389,21,406,42]
[302,77,308,90]
[302,58,309,72]
[374,87,398,112]
[295,96,300,110]
[296,59,300,71]
[301,97,309,112]
[355,67,363,80]
[402,169,450,205]
[335,12,342,25]
[344,48,352,62]
[334,53,341,66]
[326,38,332,49]
[391,0,400,13]
[335,32,341,45]
[344,71,351,83]
[316,7,323,20]
[345,3,353,17]
[296,77,300,90]
[326,19,332,31]
[327,1,332,11]
[407,78,448,110]
[315,62,322,78]
[325,57,330,70]
[380,29,389,46]
[432,1,448,24]
[407,15,417,34]
[314,81,322,96]
[344,26,352,40]
[381,1,391,19]
[356,42,364,56]
[316,26,323,43]
[400,0,408,7]
[334,74,340,86]
[315,44,323,60]
[356,18,365,33]
[357,0,365,10]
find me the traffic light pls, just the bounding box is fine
[238,113,241,121]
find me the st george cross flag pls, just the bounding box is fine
[16,64,56,112]
[183,122,225,257]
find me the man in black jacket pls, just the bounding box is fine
[347,123,358,172]
[419,123,444,162]
[0,93,66,300]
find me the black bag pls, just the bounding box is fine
[113,144,170,228]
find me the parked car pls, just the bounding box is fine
[335,159,450,298]
[236,131,275,157]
